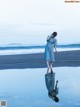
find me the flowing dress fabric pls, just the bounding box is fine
[45,73,55,93]
[45,72,59,95]
[45,38,57,62]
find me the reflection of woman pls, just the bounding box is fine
[45,32,57,73]
[45,72,59,102]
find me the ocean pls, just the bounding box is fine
[0,43,80,55]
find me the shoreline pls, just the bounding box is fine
[0,50,80,70]
[0,47,80,56]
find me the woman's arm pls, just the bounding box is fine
[54,46,58,53]
[54,39,58,53]
[47,35,52,41]
[55,80,59,95]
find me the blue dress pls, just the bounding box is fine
[45,73,55,93]
[45,37,57,62]
[45,72,58,95]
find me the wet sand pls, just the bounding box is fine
[0,50,80,70]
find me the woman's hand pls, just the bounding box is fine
[54,47,58,53]
[55,50,58,54]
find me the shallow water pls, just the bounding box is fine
[0,67,80,107]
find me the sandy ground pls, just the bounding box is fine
[0,50,80,70]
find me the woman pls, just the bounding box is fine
[45,72,59,102]
[45,32,57,73]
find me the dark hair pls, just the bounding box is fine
[48,92,59,102]
[54,95,59,102]
[52,32,57,38]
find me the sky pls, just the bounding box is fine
[0,0,80,45]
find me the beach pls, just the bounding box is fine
[0,0,80,106]
[0,67,80,107]
[0,50,80,70]
[0,49,80,107]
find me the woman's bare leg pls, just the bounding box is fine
[50,61,53,73]
[47,61,50,73]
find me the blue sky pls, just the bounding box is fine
[0,0,80,45]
